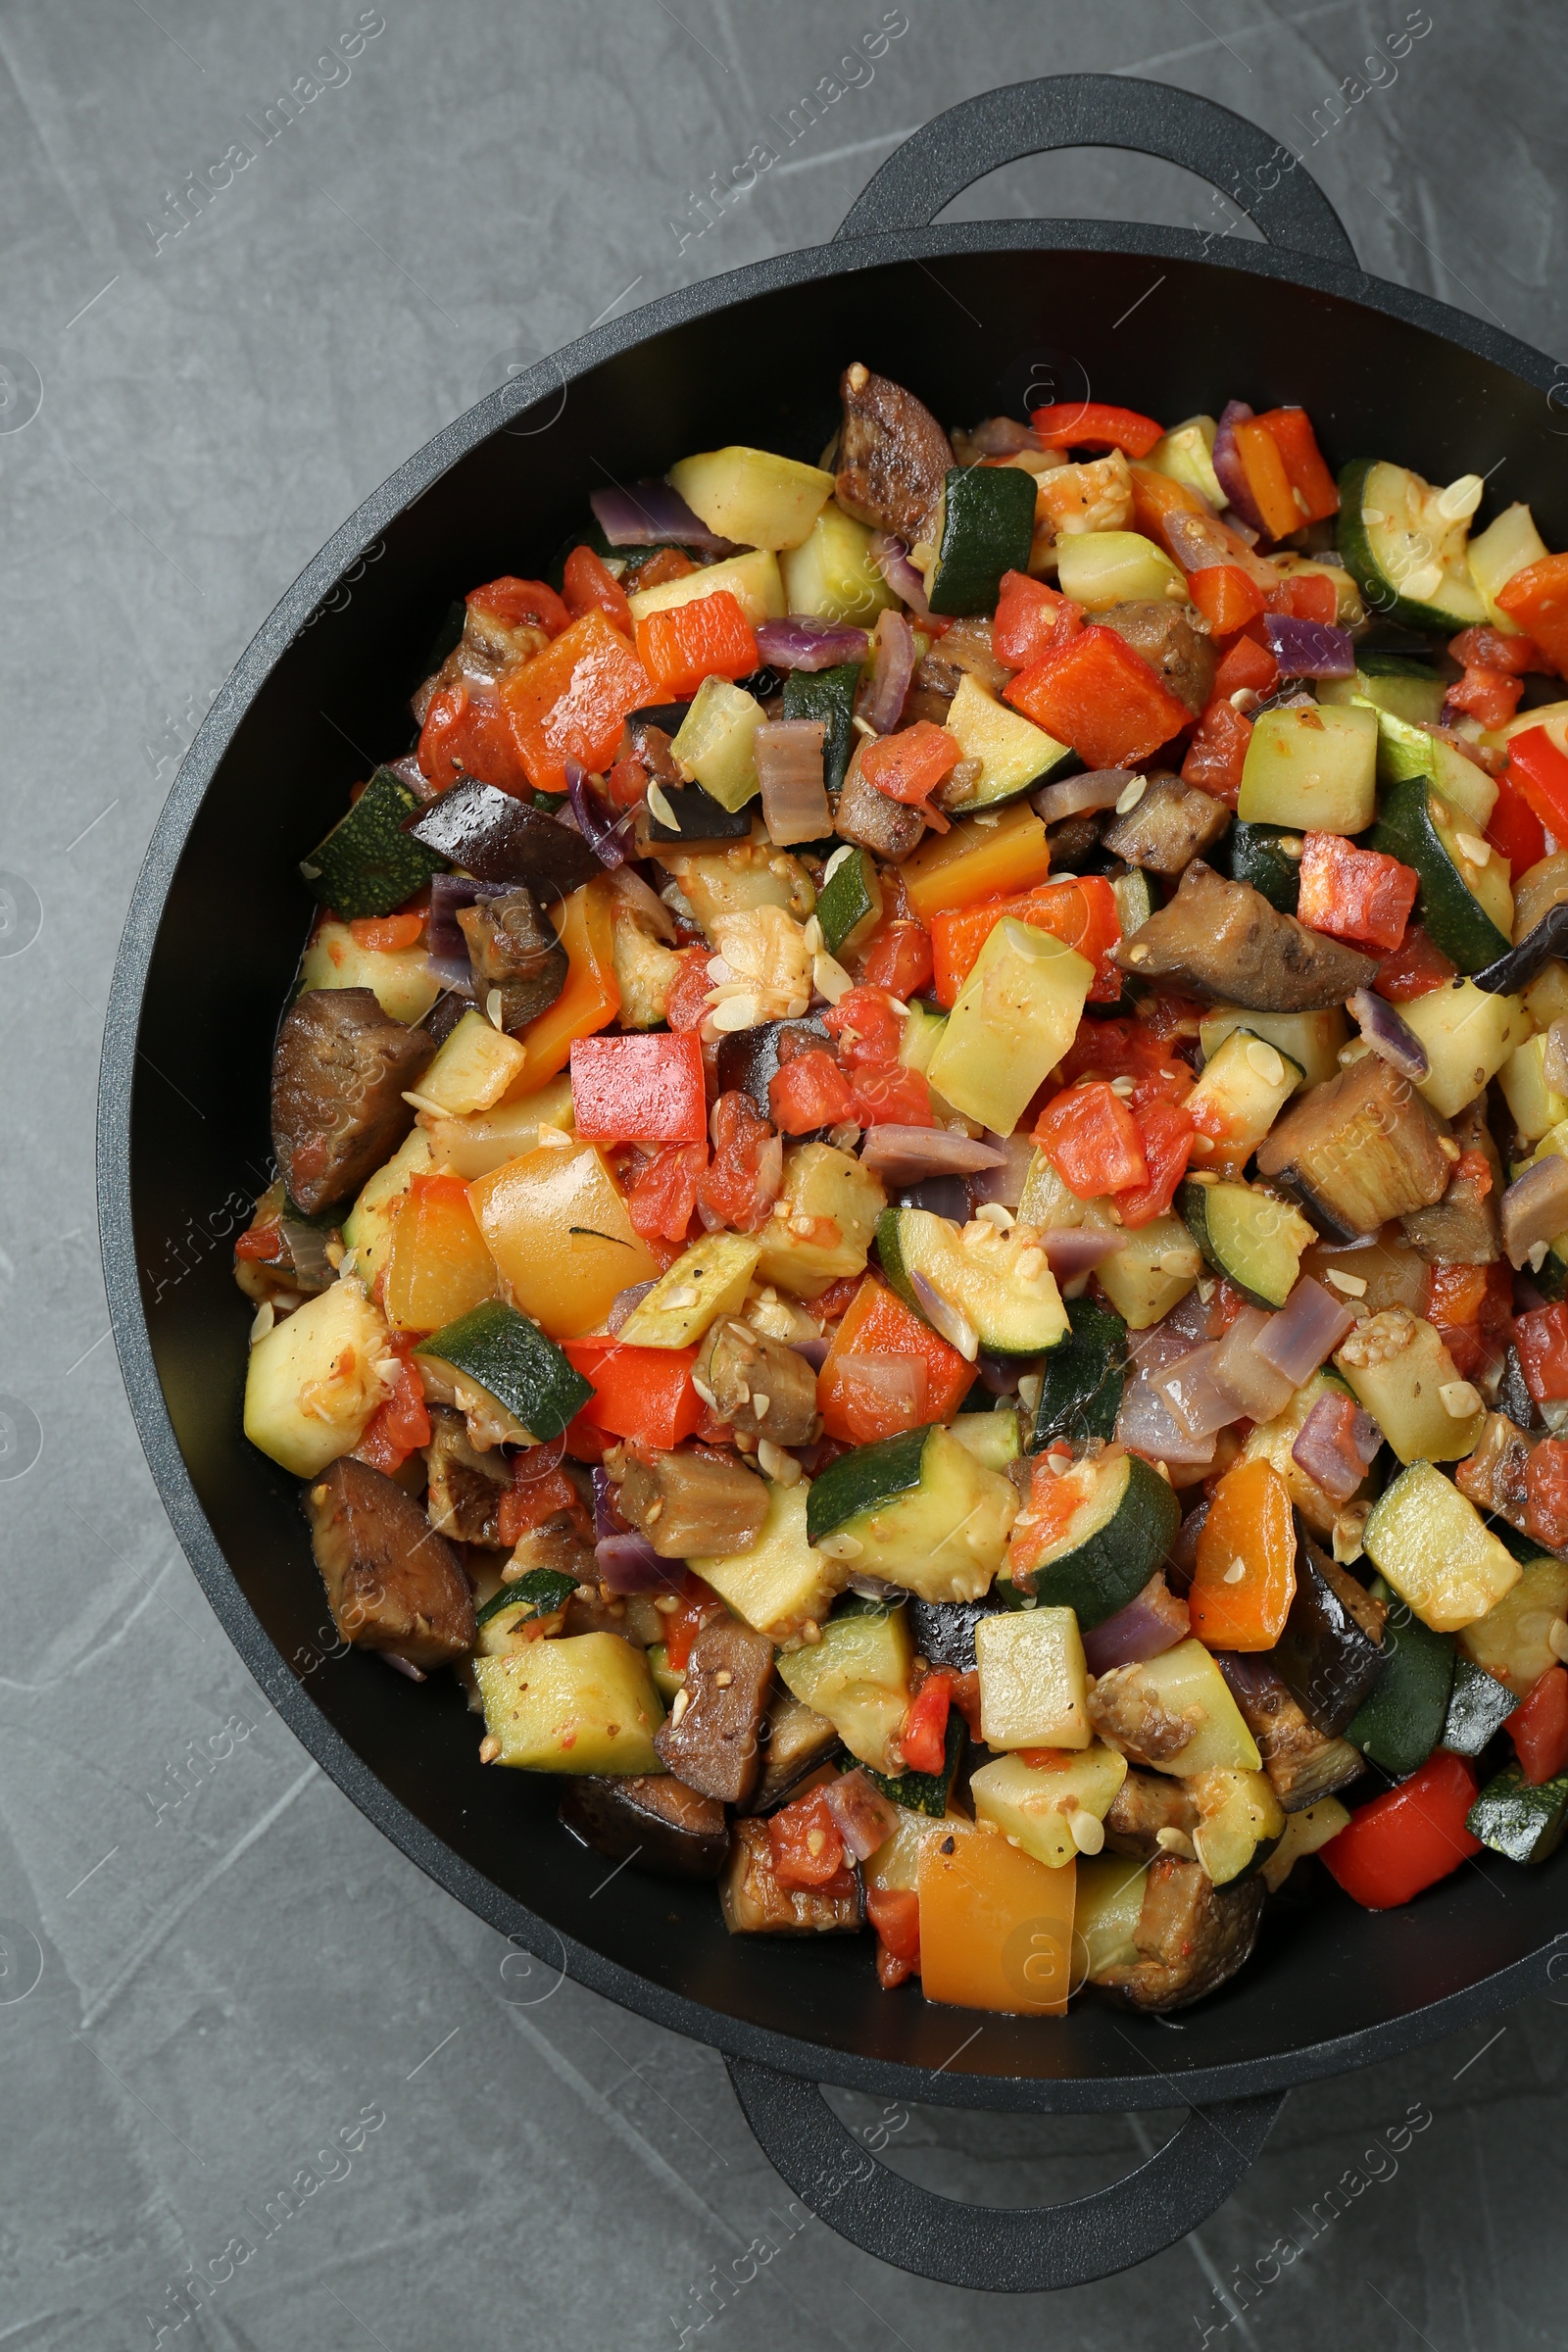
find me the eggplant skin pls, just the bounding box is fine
[654,1614,775,1805]
[1098,602,1217,718]
[1099,769,1229,877]
[1256,1053,1450,1240]
[304,1457,474,1670]
[834,362,955,540]
[1099,1855,1264,2012]
[272,987,433,1216]
[560,1774,728,1880]
[1115,860,1377,1011]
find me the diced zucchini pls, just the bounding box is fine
[815,846,883,957]
[1179,1175,1314,1310]
[1257,1794,1352,1892]
[666,445,834,550]
[969,1743,1128,1865]
[669,678,765,811]
[941,673,1072,812]
[1004,1447,1179,1627]
[1054,529,1184,610]
[300,919,443,1025]
[1031,1296,1128,1450]
[926,466,1036,616]
[782,662,860,797]
[1111,867,1159,937]
[926,918,1094,1135]
[1091,1208,1200,1329]
[1456,1552,1568,1694]
[626,547,785,628]
[863,1712,964,1817]
[1396,978,1532,1119]
[1146,415,1224,509]
[473,1570,577,1655]
[1371,775,1511,972]
[1467,1762,1568,1865]
[1345,1578,1454,1776]
[950,1406,1023,1472]
[1240,1368,1361,1535]
[1335,1313,1484,1464]
[300,766,445,921]
[1467,502,1549,632]
[1105,1639,1263,1776]
[1237,702,1378,834]
[617,1233,761,1348]
[341,1129,432,1288]
[243,1278,390,1477]
[1442,1654,1519,1756]
[410,1008,529,1116]
[1500,1032,1568,1145]
[877,1204,1068,1357]
[806,1421,1018,1602]
[1369,704,1498,831]
[779,502,899,626]
[1223,822,1302,916]
[1319,655,1446,727]
[1189,1766,1286,1886]
[690,1478,847,1642]
[1184,1030,1302,1173]
[475,1633,664,1773]
[1199,1005,1345,1093]
[975,1606,1092,1749]
[417,1299,594,1444]
[646,1642,685,1703]
[755,1142,885,1298]
[775,1597,913,1772]
[1337,458,1487,631]
[897,998,947,1076]
[1363,1461,1522,1631]
[417,1076,575,1182]
[1074,1852,1150,1977]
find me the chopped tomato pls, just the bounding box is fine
[663,947,714,1032]
[1118,1098,1197,1228]
[605,754,650,811]
[1004,625,1190,771]
[1296,832,1418,955]
[849,1059,933,1128]
[817,1273,974,1443]
[900,1673,953,1775]
[353,1357,431,1476]
[563,544,633,635]
[1525,1438,1568,1552]
[496,1464,581,1549]
[992,569,1082,669]
[1495,553,1568,672]
[1270,568,1340,626]
[349,910,423,953]
[1424,1260,1509,1384]
[234,1219,283,1263]
[1448,625,1545,675]
[1055,1015,1193,1110]
[1320,1752,1481,1909]
[626,1141,707,1245]
[1187,565,1266,635]
[769,1049,857,1135]
[630,548,699,591]
[1033,1080,1148,1199]
[1514,1301,1568,1402]
[662,1579,721,1673]
[1485,768,1547,873]
[1181,696,1252,808]
[823,984,905,1070]
[635,589,758,701]
[865,1886,920,1988]
[1213,634,1279,701]
[570,1032,709,1145]
[859,719,961,808]
[417,677,535,795]
[500,609,654,794]
[930,876,1122,1008]
[468,574,571,638]
[1008,1456,1088,1584]
[1505,726,1568,839]
[1507,1666,1568,1787]
[767,1786,849,1889]
[858,919,934,998]
[1030,400,1163,457]
[1447,667,1524,727]
[1373,922,1455,1003]
[698,1091,778,1233]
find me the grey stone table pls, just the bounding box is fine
[3,3,1565,2345]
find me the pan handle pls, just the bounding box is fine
[835,73,1356,270]
[724,2053,1286,2291]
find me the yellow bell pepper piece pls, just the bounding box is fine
[902,802,1052,923]
[917,1827,1076,2014]
[468,1139,658,1341]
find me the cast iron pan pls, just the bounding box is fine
[98,75,1568,2290]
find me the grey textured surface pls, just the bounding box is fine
[3,2,1566,2345]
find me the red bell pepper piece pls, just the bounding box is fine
[1513,1301,1568,1402]
[858,919,934,998]
[1505,725,1568,837]
[634,589,759,701]
[859,718,960,808]
[1248,407,1340,527]
[1296,832,1419,955]
[1506,1665,1568,1786]
[662,948,714,1032]
[467,574,571,639]
[847,1060,933,1128]
[900,1673,953,1775]
[767,1786,850,1889]
[1495,553,1568,671]
[1522,1437,1568,1551]
[1373,922,1455,1003]
[1117,1097,1197,1227]
[569,1032,708,1145]
[992,570,1081,668]
[1187,565,1267,635]
[865,1885,920,1989]
[1486,766,1547,872]
[1004,625,1190,771]
[768,1049,857,1135]
[929,876,1122,1008]
[500,609,654,794]
[1213,634,1279,701]
[1032,1081,1148,1198]
[1030,401,1163,457]
[1319,1750,1482,1909]
[562,1338,705,1449]
[817,1273,975,1444]
[1447,667,1524,727]
[1181,697,1252,808]
[563,545,634,636]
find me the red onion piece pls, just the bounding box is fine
[860,1126,1005,1182]
[610,862,677,942]
[1254,1277,1355,1384]
[1209,1306,1297,1424]
[589,480,737,554]
[566,758,637,869]
[1115,1374,1217,1468]
[1151,1344,1240,1439]
[1348,988,1429,1081]
[1041,1226,1126,1280]
[1263,614,1355,679]
[596,1531,686,1594]
[755,719,832,846]
[791,1335,831,1371]
[863,609,916,735]
[1080,1572,1191,1675]
[607,1280,659,1336]
[381,1652,427,1682]
[1033,769,1136,824]
[427,872,487,960]
[755,615,870,672]
[965,416,1041,457]
[909,1271,979,1360]
[1166,1497,1207,1594]
[976,1350,1027,1396]
[847,1570,906,1600]
[1291,1390,1382,1502]
[897,1175,970,1222]
[590,1463,620,1542]
[822,1768,901,1860]
[869,532,931,617]
[971,1131,1035,1211]
[1211,400,1268,537]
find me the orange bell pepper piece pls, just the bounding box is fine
[1249,408,1339,526]
[1231,417,1302,542]
[1187,565,1267,635]
[1190,1457,1297,1649]
[1495,553,1568,670]
[635,588,759,700]
[508,877,620,1087]
[500,608,653,793]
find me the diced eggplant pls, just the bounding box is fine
[1098,601,1217,718]
[1454,1410,1537,1538]
[750,1687,842,1811]
[834,362,955,539]
[232,1179,340,1304]
[423,1403,511,1545]
[715,1016,828,1118]
[914,617,1009,701]
[1102,1768,1200,1858]
[642,783,755,844]
[1212,1650,1366,1811]
[1100,771,1231,877]
[615,1446,770,1559]
[1046,810,1105,868]
[1255,1053,1450,1241]
[272,988,434,1216]
[1087,1665,1203,1767]
[1399,1097,1499,1263]
[1272,1527,1387,1737]
[456,889,568,1032]
[304,1456,475,1670]
[625,713,686,783]
[720,1814,864,1934]
[1116,860,1376,1011]
[1097,1854,1265,2012]
[1500,1153,1568,1272]
[559,1771,729,1880]
[906,1594,1002,1676]
[406,776,600,899]
[834,747,925,860]
[653,1612,775,1803]
[694,1318,819,1449]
